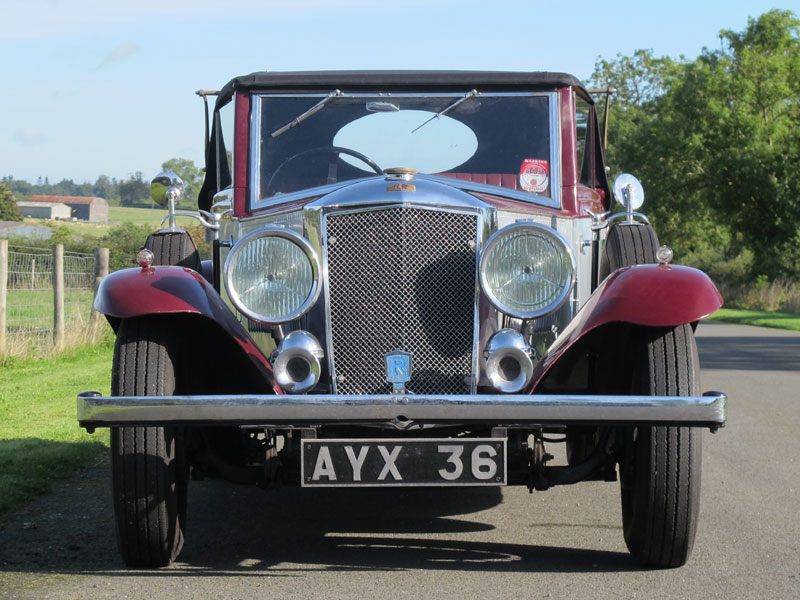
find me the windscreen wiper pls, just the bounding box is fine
[271,89,343,138]
[411,89,478,134]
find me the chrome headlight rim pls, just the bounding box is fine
[479,221,575,320]
[224,226,321,325]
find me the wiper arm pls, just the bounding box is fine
[271,89,342,138]
[411,89,478,134]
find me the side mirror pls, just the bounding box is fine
[150,171,185,207]
[612,173,644,212]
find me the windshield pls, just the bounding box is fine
[255,93,553,202]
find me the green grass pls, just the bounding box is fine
[706,307,800,332]
[0,341,113,515]
[6,289,94,332]
[108,205,198,228]
[22,206,199,240]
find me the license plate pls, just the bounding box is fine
[301,438,507,487]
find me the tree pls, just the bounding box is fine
[93,174,116,199]
[160,158,203,207]
[117,172,150,207]
[0,184,23,221]
[591,10,800,280]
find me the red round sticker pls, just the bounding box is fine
[519,159,549,194]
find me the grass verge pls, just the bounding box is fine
[706,307,800,332]
[0,339,113,515]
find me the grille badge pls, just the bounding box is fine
[385,350,412,394]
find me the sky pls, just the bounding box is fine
[0,0,793,184]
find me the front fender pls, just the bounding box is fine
[530,264,723,390]
[95,266,280,393]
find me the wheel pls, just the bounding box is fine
[598,222,659,282]
[110,317,187,567]
[620,324,702,567]
[265,145,383,196]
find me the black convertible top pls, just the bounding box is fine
[216,70,588,108]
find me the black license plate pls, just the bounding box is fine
[301,438,507,487]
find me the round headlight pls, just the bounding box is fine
[480,222,575,319]
[224,227,321,325]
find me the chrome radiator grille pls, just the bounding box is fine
[326,208,478,395]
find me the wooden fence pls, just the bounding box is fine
[0,239,109,352]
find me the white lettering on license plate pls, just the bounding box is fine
[301,439,507,487]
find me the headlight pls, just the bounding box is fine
[480,222,575,319]
[224,227,321,325]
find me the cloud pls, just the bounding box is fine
[13,128,45,145]
[98,42,141,68]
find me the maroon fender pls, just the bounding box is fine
[95,266,281,394]
[529,264,723,390]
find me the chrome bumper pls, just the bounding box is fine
[77,391,727,430]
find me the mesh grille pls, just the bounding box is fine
[326,208,478,395]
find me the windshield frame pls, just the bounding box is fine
[249,91,561,211]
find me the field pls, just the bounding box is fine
[6,288,95,333]
[26,205,201,240]
[0,341,113,514]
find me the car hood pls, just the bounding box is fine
[305,175,492,213]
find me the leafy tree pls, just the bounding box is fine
[591,9,800,280]
[117,172,149,207]
[1,177,34,201]
[161,158,203,207]
[92,174,116,199]
[0,184,23,221]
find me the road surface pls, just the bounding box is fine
[1,322,798,599]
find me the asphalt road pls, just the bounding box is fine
[1,321,798,599]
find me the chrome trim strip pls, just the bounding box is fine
[78,391,727,429]
[549,92,561,209]
[250,91,561,211]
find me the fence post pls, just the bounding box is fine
[53,244,64,348]
[0,239,7,354]
[91,247,109,323]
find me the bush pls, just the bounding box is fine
[99,222,155,272]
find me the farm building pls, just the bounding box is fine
[27,195,108,222]
[17,201,71,220]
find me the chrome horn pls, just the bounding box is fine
[484,329,535,393]
[272,331,324,393]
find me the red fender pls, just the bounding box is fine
[530,264,723,390]
[95,266,281,393]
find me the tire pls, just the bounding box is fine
[111,317,187,567]
[620,324,702,568]
[598,222,659,282]
[144,230,201,271]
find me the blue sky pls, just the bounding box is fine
[0,0,792,184]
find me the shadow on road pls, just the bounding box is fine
[0,466,639,577]
[696,335,800,371]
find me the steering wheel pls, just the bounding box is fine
[265,146,383,196]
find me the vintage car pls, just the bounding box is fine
[78,71,726,569]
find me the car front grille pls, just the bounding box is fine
[325,207,478,395]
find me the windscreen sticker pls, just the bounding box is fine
[519,159,549,194]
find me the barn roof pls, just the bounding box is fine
[28,195,105,205]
